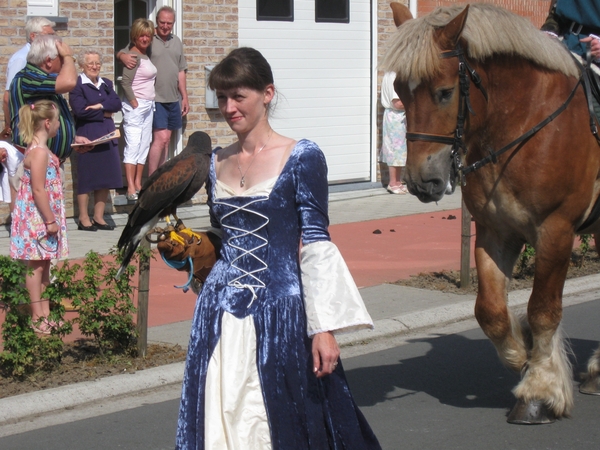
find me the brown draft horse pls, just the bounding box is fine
[383,3,600,424]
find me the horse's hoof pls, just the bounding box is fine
[580,375,600,395]
[507,399,556,425]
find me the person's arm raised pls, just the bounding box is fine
[54,41,77,94]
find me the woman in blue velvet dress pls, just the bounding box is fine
[176,47,381,450]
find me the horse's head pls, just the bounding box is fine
[384,3,580,204]
[389,4,471,203]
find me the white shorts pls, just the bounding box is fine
[122,98,154,165]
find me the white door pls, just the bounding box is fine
[239,0,373,183]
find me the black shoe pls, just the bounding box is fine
[92,220,115,231]
[77,222,98,232]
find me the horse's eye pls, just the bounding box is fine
[436,88,454,103]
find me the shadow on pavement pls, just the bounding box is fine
[345,332,599,412]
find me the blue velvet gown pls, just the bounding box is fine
[176,139,381,449]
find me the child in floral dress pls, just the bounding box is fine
[10,100,68,334]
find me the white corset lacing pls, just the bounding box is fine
[213,191,270,308]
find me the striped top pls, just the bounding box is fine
[9,63,75,161]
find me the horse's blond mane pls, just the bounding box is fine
[381,3,579,83]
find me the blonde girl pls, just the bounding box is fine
[10,99,68,334]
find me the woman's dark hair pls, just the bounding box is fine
[208,47,274,92]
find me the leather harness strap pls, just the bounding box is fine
[405,44,584,185]
[405,43,600,232]
[461,77,581,176]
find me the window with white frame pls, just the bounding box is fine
[27,0,58,17]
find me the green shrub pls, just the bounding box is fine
[1,247,143,378]
[0,257,66,378]
[516,243,536,276]
[70,250,139,357]
[515,235,594,276]
[578,234,592,266]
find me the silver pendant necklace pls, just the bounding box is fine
[237,130,273,188]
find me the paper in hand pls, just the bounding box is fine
[71,129,120,148]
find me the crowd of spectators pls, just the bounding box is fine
[0,12,188,331]
[1,8,189,228]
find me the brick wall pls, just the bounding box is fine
[181,0,239,148]
[0,0,239,224]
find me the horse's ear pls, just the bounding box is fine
[436,5,469,50]
[390,2,413,27]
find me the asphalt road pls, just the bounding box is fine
[2,298,600,450]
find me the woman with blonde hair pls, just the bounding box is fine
[10,99,68,334]
[119,18,157,201]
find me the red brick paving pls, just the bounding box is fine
[147,208,475,325]
[0,208,475,342]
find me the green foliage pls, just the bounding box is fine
[515,234,595,276]
[1,246,142,378]
[70,251,138,357]
[0,257,66,378]
[134,243,153,268]
[516,243,536,275]
[578,234,592,266]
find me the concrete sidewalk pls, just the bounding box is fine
[2,186,600,427]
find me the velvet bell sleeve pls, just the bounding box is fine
[295,141,374,337]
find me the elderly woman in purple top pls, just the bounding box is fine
[69,49,122,231]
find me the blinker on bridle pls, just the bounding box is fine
[405,43,581,188]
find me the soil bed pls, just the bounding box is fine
[395,246,600,295]
[0,342,186,399]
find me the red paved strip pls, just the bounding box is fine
[146,209,476,325]
[330,209,476,289]
[0,209,476,343]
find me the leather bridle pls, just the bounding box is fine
[405,43,581,188]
